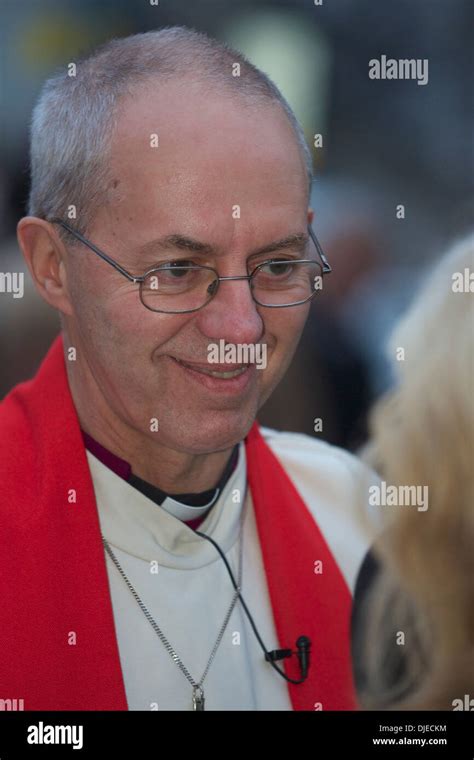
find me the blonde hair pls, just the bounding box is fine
[359,233,474,709]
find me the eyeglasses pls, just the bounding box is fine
[49,218,332,314]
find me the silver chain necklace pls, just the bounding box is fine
[101,499,246,711]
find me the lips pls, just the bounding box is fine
[171,357,248,379]
[167,355,256,395]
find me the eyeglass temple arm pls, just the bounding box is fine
[50,218,141,282]
[307,224,331,274]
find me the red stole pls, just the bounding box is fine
[0,335,356,710]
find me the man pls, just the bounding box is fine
[0,27,377,711]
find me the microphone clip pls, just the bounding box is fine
[265,635,311,682]
[265,648,293,663]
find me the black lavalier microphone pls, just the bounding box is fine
[265,635,311,682]
[194,528,312,685]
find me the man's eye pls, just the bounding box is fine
[163,260,195,268]
[160,260,195,276]
[259,259,295,275]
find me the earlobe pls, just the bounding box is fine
[16,216,74,316]
[307,208,315,226]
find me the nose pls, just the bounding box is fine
[195,274,264,346]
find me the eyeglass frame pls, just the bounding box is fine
[49,217,332,314]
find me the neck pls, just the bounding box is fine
[66,363,235,495]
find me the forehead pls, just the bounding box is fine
[107,79,308,224]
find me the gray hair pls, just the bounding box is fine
[27,26,313,240]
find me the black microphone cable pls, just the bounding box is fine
[194,527,311,685]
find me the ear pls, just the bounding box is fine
[307,207,315,226]
[16,217,74,316]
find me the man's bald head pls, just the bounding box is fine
[27,25,313,242]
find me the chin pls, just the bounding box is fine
[162,408,257,455]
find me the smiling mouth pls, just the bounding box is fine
[170,357,249,379]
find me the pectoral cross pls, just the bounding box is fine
[192,685,205,711]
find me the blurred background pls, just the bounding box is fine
[0,0,472,451]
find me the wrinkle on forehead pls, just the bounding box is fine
[110,78,306,186]
[95,80,308,246]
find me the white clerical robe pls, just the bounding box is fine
[87,426,378,711]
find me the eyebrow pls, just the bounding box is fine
[134,232,309,261]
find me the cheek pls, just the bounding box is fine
[70,278,181,368]
[70,267,158,339]
[75,292,143,347]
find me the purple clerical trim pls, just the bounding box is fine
[81,430,132,481]
[80,428,235,530]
